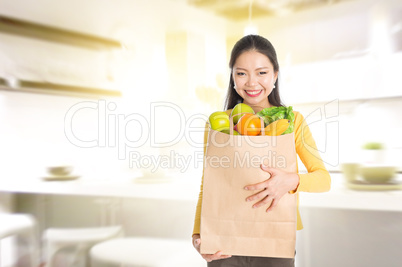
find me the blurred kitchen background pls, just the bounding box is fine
[0,0,402,266]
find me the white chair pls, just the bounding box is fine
[0,213,38,267]
[42,225,123,267]
[90,237,205,267]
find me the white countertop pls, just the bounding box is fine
[299,174,402,212]
[1,173,402,211]
[0,175,201,201]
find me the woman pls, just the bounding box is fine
[192,34,331,266]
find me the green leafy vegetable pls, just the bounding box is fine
[363,142,383,150]
[256,106,295,134]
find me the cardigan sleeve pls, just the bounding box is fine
[292,111,331,193]
[192,122,209,236]
[193,109,232,236]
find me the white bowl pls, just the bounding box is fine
[359,166,397,183]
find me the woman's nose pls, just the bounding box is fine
[246,75,258,87]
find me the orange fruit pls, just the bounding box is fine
[236,113,263,136]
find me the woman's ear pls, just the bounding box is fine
[274,71,279,83]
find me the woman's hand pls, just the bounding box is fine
[244,164,299,212]
[192,234,232,262]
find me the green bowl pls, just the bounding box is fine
[359,166,397,183]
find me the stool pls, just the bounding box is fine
[0,213,38,267]
[43,225,123,267]
[90,237,205,267]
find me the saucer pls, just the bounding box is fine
[346,180,402,191]
[42,175,80,181]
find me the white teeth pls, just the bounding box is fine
[246,90,261,95]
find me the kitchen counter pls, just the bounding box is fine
[1,173,402,211]
[299,173,402,211]
[0,174,201,201]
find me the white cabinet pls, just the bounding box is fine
[281,52,402,104]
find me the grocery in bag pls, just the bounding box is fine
[200,105,297,258]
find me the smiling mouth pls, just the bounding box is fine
[245,90,262,97]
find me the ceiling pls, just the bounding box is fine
[187,0,354,21]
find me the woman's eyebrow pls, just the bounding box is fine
[233,67,247,71]
[234,67,270,71]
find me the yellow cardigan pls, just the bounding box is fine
[192,110,331,235]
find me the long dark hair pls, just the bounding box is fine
[224,35,284,110]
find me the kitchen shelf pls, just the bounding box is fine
[0,15,124,96]
[0,15,122,50]
[0,77,122,97]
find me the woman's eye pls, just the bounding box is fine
[259,71,267,75]
[236,72,246,76]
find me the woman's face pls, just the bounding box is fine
[232,50,278,111]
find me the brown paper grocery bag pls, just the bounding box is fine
[200,126,297,258]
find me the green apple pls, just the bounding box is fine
[220,128,240,135]
[231,103,255,124]
[209,111,230,131]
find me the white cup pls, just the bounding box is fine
[341,163,360,182]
